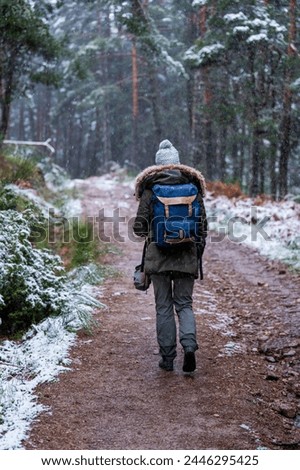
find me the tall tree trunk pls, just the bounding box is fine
[191,70,203,168]
[44,87,52,140]
[18,101,25,141]
[191,5,211,173]
[131,38,139,165]
[193,5,214,177]
[232,137,239,182]
[203,66,213,179]
[187,9,198,137]
[218,125,227,180]
[102,102,112,167]
[259,148,265,194]
[270,66,278,199]
[270,141,278,199]
[89,107,101,175]
[250,126,261,197]
[0,62,14,140]
[200,5,214,179]
[129,0,153,165]
[36,86,44,141]
[28,107,36,143]
[147,60,162,144]
[238,123,246,187]
[249,48,261,197]
[279,0,296,199]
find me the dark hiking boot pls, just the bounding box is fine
[183,347,196,373]
[159,357,174,371]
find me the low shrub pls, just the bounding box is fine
[0,210,68,335]
[0,153,42,186]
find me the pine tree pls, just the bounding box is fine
[0,0,61,143]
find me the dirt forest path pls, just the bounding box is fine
[24,175,300,450]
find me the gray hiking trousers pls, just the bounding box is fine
[151,273,199,359]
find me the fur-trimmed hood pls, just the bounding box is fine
[134,164,206,200]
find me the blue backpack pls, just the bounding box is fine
[151,183,201,249]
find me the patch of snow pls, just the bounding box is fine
[62,197,82,218]
[5,184,59,218]
[184,43,225,66]
[268,20,286,33]
[233,26,250,35]
[220,341,245,356]
[0,278,103,450]
[240,423,251,431]
[160,50,188,78]
[224,13,248,23]
[210,311,235,337]
[52,16,65,30]
[251,18,268,28]
[194,290,238,348]
[85,175,121,191]
[194,289,218,314]
[206,193,300,270]
[0,316,76,449]
[224,9,286,44]
[291,78,300,90]
[192,0,208,6]
[247,33,268,43]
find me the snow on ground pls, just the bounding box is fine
[5,184,61,218]
[0,173,299,450]
[0,271,104,450]
[0,318,76,450]
[0,173,97,449]
[205,192,300,270]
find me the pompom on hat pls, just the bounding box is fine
[155,139,180,166]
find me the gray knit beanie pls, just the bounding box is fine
[155,139,180,166]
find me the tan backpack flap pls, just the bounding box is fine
[156,195,197,218]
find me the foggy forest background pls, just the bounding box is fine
[1,0,300,199]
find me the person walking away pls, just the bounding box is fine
[133,140,207,373]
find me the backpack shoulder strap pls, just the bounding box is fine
[140,238,149,272]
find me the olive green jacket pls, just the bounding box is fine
[133,164,207,278]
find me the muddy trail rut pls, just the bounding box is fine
[24,175,300,450]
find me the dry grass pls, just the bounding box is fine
[253,194,273,206]
[206,181,276,204]
[206,181,245,199]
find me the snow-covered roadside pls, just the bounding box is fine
[0,316,78,449]
[0,171,100,450]
[0,170,134,450]
[206,193,300,270]
[1,271,106,447]
[0,262,104,450]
